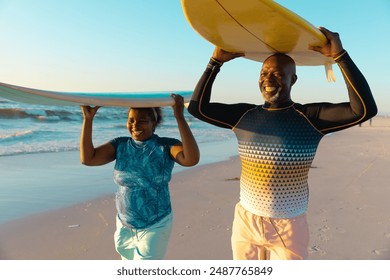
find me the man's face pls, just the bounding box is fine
[259,54,297,104]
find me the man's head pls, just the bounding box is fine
[259,53,297,104]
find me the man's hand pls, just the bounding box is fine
[212,47,245,63]
[309,27,344,58]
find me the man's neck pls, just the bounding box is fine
[263,99,294,109]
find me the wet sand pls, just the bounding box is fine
[0,117,389,260]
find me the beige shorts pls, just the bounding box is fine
[231,203,309,260]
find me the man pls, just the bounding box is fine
[188,27,377,260]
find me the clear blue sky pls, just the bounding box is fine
[0,0,389,113]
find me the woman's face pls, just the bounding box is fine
[127,109,156,141]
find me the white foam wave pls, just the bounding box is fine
[0,130,34,140]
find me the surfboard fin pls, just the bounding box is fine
[325,63,336,82]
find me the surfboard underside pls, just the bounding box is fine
[181,0,334,66]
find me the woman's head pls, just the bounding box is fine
[127,107,162,141]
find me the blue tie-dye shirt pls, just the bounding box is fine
[110,134,181,229]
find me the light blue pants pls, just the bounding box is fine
[114,214,173,260]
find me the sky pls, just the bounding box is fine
[0,0,389,113]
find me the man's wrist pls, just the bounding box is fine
[333,49,347,61]
[207,57,223,70]
[210,57,223,65]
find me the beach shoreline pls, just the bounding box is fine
[0,137,238,225]
[0,156,242,260]
[0,117,389,260]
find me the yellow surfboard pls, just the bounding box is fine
[181,0,334,69]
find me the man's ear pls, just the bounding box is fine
[291,74,297,86]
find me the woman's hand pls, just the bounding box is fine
[81,105,100,120]
[171,94,185,119]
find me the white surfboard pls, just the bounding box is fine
[0,82,193,107]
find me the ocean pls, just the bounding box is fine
[0,99,239,224]
[0,99,236,157]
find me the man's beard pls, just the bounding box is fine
[261,87,281,103]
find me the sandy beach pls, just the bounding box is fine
[0,116,389,260]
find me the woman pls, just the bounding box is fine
[80,94,199,260]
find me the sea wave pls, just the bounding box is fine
[0,144,79,157]
[0,102,235,157]
[0,130,34,141]
[0,108,77,121]
[0,107,128,122]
